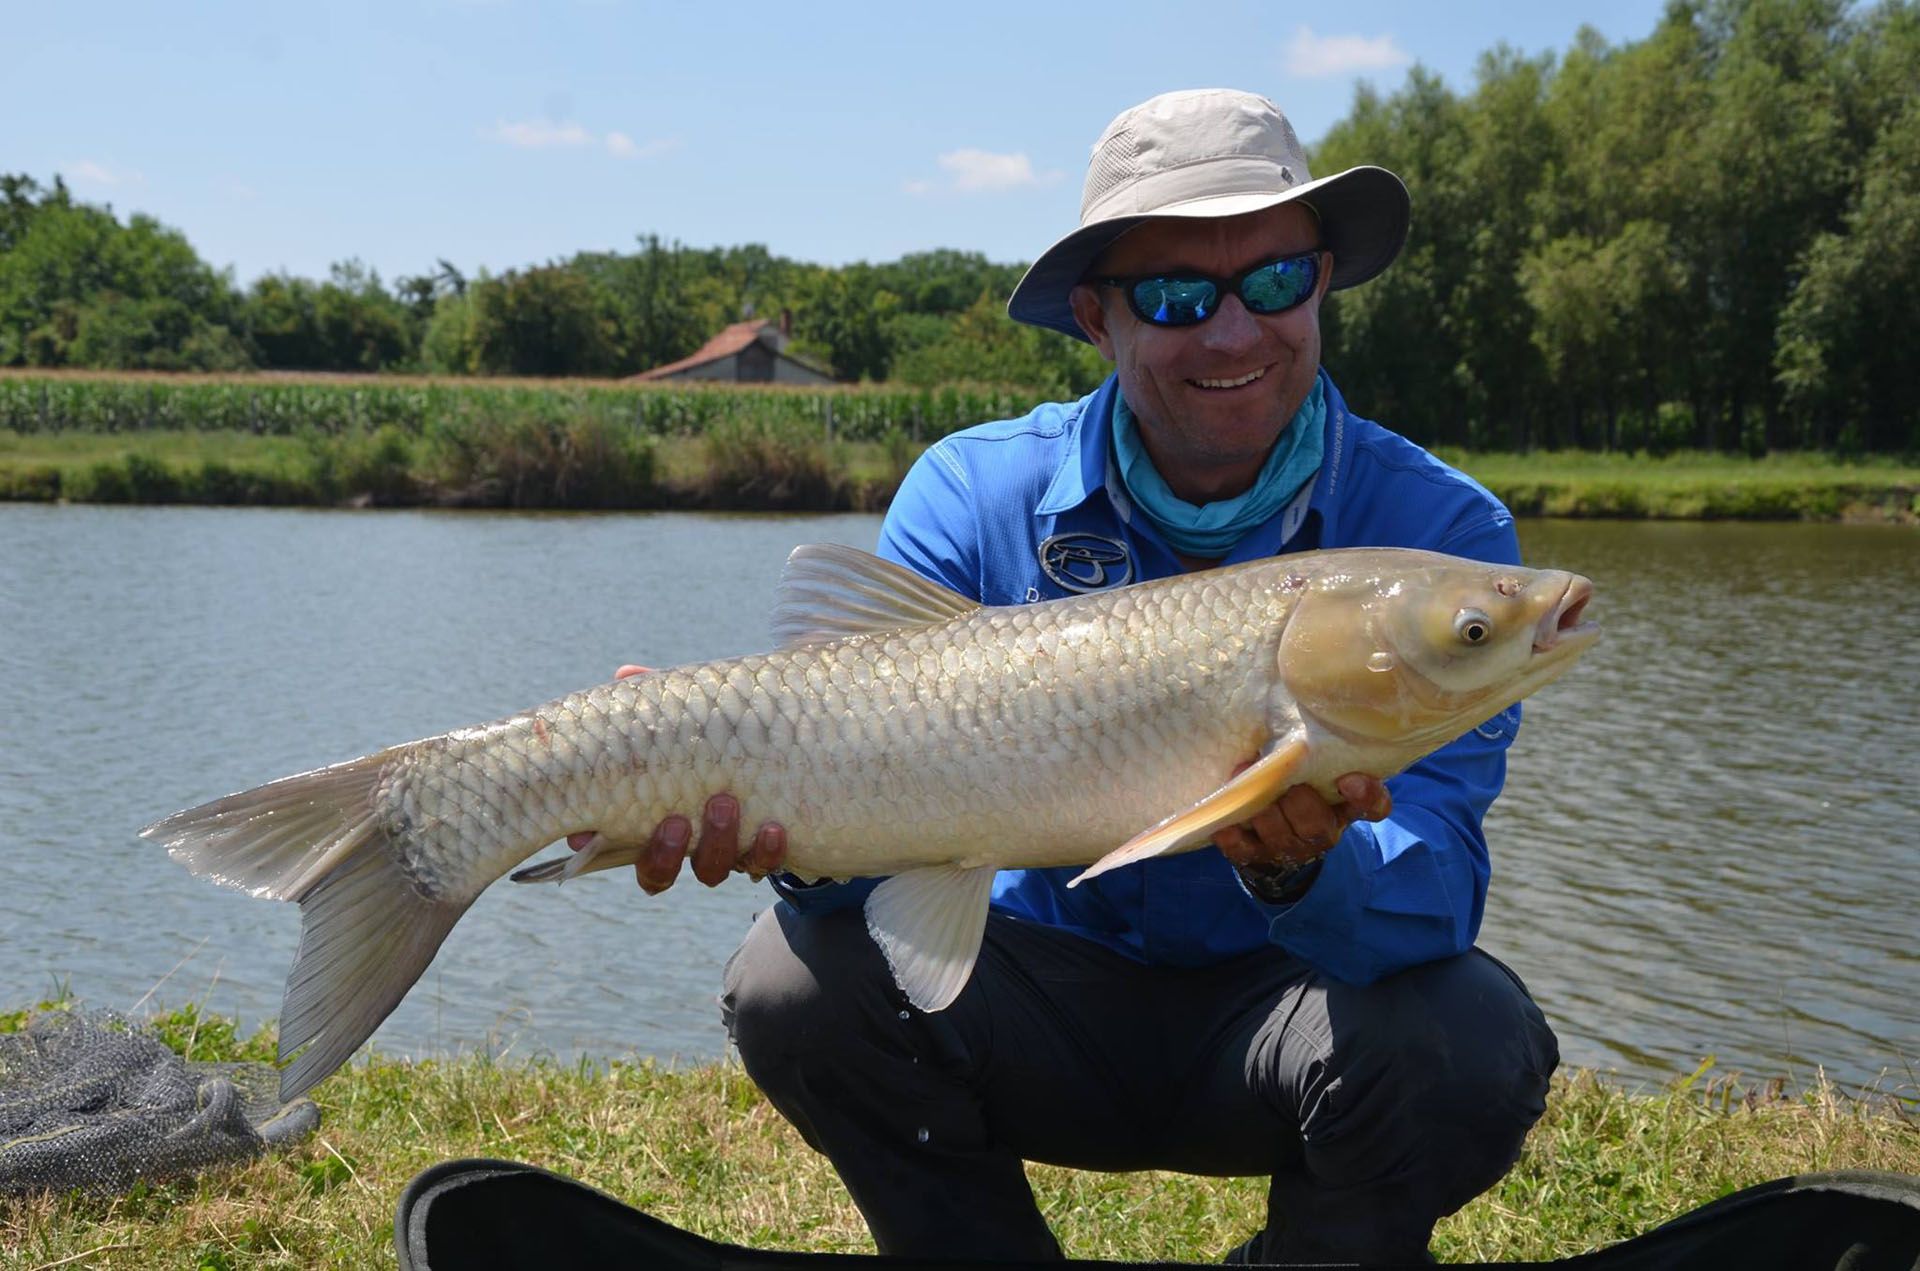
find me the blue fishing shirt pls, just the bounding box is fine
[773,372,1522,985]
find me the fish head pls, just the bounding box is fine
[1276,549,1599,757]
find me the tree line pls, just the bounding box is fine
[1315,0,1917,453]
[2,0,1914,452]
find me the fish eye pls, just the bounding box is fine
[1454,608,1493,645]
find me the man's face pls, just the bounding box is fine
[1069,203,1329,503]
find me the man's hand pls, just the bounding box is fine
[1212,772,1392,870]
[565,665,788,894]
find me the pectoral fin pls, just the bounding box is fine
[1068,736,1311,888]
[511,839,646,884]
[863,863,999,1012]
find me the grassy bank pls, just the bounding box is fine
[2,1005,1915,1268]
[0,369,1915,518]
[1433,447,1920,523]
[0,424,918,512]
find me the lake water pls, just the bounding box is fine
[0,506,1914,1091]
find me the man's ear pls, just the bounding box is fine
[1068,284,1117,360]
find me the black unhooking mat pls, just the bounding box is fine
[392,1158,1920,1270]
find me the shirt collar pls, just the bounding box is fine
[1034,375,1121,517]
[1302,372,1353,548]
[1030,370,1356,552]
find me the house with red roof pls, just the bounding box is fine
[629,314,835,385]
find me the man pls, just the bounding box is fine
[586,90,1558,1265]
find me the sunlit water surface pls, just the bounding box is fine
[0,507,1913,1090]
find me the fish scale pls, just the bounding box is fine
[374,578,1262,900]
[142,542,1598,1100]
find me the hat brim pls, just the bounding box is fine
[1006,165,1410,342]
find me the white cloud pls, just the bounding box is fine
[64,160,141,188]
[906,148,1060,196]
[485,119,674,160]
[605,131,679,160]
[486,119,595,149]
[1283,26,1411,78]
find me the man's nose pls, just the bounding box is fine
[1198,292,1262,353]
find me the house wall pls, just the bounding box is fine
[736,342,776,382]
[651,339,833,385]
[771,356,835,386]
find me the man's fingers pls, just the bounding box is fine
[614,664,653,680]
[1277,785,1342,853]
[1213,823,1257,866]
[636,816,690,895]
[744,822,788,878]
[566,830,594,851]
[690,794,742,887]
[1334,773,1393,825]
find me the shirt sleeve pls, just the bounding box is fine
[874,439,984,599]
[1256,508,1524,983]
[768,441,984,916]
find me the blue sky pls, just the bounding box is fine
[4,1,1672,286]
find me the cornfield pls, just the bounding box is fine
[0,371,1038,445]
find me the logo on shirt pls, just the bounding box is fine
[1038,533,1133,594]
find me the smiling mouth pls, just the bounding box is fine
[1190,366,1268,391]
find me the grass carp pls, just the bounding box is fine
[143,544,1598,1100]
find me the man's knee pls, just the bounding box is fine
[721,904,896,1081]
[1256,951,1558,1189]
[1331,949,1558,1096]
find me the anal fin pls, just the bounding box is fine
[1068,736,1311,888]
[863,863,999,1012]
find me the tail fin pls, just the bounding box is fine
[142,752,468,1101]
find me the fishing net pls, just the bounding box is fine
[0,1007,320,1195]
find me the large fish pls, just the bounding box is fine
[144,544,1598,1100]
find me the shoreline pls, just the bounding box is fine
[4,1003,1917,1267]
[2,374,1914,523]
[3,429,1916,523]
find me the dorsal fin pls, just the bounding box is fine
[771,544,981,648]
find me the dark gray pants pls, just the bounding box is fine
[721,905,1558,1264]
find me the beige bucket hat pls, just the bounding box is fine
[1007,88,1410,341]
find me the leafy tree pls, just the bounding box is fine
[466,265,619,377]
[69,296,252,371]
[1520,221,1687,449]
[1315,69,1474,447]
[891,291,1107,396]
[796,265,899,381]
[240,262,415,371]
[0,175,246,368]
[1775,95,1920,451]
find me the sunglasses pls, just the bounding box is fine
[1094,249,1324,327]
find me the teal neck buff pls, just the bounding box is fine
[1111,374,1325,558]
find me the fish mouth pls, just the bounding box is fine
[1532,576,1599,654]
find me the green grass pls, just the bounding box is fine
[2,1003,1915,1268]
[1436,448,1920,522]
[0,427,917,512]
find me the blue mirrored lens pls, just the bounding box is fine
[1240,256,1318,313]
[1132,278,1217,325]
